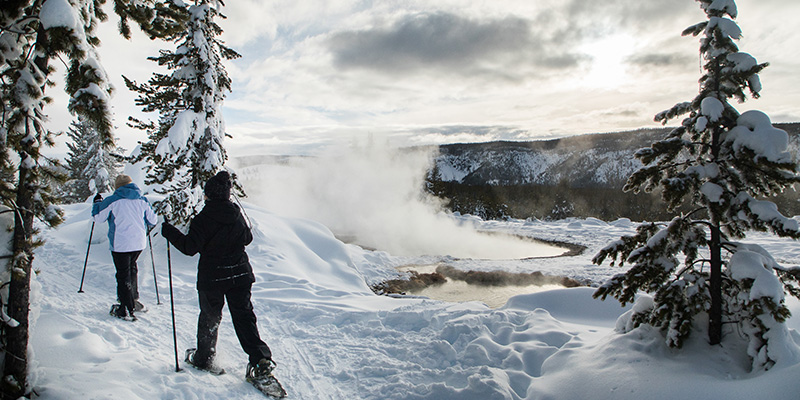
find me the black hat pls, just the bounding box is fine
[204,171,232,200]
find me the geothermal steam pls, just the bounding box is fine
[237,143,563,259]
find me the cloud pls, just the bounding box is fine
[35,0,800,165]
[328,11,582,78]
[565,0,695,30]
[96,0,800,161]
[216,1,278,47]
[402,125,530,144]
[627,52,696,68]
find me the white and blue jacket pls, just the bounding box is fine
[92,183,158,253]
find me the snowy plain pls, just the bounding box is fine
[11,196,800,399]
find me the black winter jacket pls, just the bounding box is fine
[162,199,255,290]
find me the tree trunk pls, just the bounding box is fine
[707,88,723,345]
[709,224,723,345]
[3,163,34,399]
[4,25,46,393]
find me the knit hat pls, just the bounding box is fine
[114,175,133,189]
[204,171,232,200]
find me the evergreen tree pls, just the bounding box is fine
[593,0,800,371]
[62,119,125,203]
[1,2,65,396]
[112,0,187,40]
[127,0,242,225]
[0,0,168,396]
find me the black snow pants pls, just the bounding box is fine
[111,250,141,315]
[193,282,272,368]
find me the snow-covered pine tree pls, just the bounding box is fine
[62,2,115,152]
[0,0,127,395]
[112,0,187,40]
[1,2,64,396]
[0,1,186,396]
[62,120,99,202]
[593,0,800,371]
[127,0,242,225]
[62,119,125,203]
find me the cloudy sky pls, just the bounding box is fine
[49,0,800,156]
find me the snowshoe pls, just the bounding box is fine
[185,348,225,375]
[134,300,147,313]
[109,304,136,321]
[246,358,286,398]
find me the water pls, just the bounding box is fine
[344,230,568,259]
[423,231,566,259]
[397,265,568,308]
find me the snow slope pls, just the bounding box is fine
[21,202,800,399]
[432,124,800,188]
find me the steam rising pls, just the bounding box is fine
[237,143,564,259]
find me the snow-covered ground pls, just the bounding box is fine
[17,201,800,399]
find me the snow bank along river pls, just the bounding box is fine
[397,264,573,308]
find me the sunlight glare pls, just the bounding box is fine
[580,34,636,89]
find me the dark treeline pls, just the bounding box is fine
[427,179,800,222]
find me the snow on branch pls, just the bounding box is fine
[706,0,738,18]
[724,111,792,164]
[706,17,741,41]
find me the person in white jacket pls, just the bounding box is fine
[92,175,158,320]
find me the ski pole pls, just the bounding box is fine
[232,193,252,229]
[78,220,95,293]
[148,231,161,305]
[167,241,181,372]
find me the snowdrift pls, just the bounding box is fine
[20,202,800,399]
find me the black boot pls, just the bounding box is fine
[185,348,225,375]
[109,304,136,321]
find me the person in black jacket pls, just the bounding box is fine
[161,171,276,379]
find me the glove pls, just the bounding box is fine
[161,221,174,238]
[93,194,103,203]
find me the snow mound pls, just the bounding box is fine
[24,203,800,399]
[503,287,628,326]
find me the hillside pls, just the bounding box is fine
[433,124,800,187]
[428,123,800,221]
[434,128,667,187]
